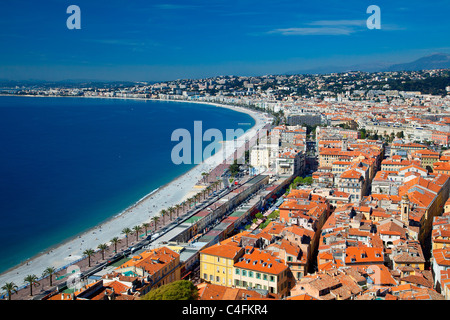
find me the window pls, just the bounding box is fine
[249,271,254,278]
[263,274,268,281]
[235,268,240,275]
[256,273,261,279]
[242,270,247,276]
[270,275,275,282]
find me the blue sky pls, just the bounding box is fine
[0,0,449,81]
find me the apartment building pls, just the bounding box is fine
[199,242,245,287]
[233,246,290,297]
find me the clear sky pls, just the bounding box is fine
[1,0,449,82]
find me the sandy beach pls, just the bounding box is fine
[0,98,270,289]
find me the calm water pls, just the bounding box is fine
[0,96,254,274]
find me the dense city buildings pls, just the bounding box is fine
[1,68,450,301]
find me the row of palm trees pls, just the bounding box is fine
[0,223,151,300]
[1,178,223,300]
[153,179,222,228]
[1,265,60,299]
[73,179,223,273]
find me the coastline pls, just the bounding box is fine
[0,95,270,288]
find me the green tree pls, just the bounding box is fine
[229,159,241,177]
[168,207,175,221]
[194,193,201,205]
[244,150,250,164]
[141,280,199,300]
[160,209,168,225]
[267,210,280,220]
[175,204,182,218]
[122,227,132,247]
[97,243,108,260]
[24,274,40,296]
[83,248,95,267]
[133,225,143,242]
[142,222,150,236]
[151,216,160,232]
[359,128,366,139]
[42,266,57,287]
[110,237,121,253]
[1,282,18,300]
[293,176,303,185]
[302,176,313,185]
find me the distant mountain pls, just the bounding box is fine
[285,53,450,75]
[385,53,450,72]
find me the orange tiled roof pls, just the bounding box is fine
[234,248,288,275]
[201,242,244,259]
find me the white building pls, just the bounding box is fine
[275,148,305,177]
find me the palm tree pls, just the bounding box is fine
[83,249,95,267]
[121,227,132,247]
[187,197,194,209]
[97,243,108,260]
[175,204,181,218]
[168,207,175,221]
[151,216,159,232]
[1,282,18,300]
[132,225,142,242]
[42,266,57,287]
[206,185,212,198]
[24,274,40,296]
[201,188,208,200]
[160,209,167,225]
[201,172,209,184]
[194,193,201,205]
[142,222,150,236]
[110,237,121,253]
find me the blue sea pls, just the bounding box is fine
[0,96,254,274]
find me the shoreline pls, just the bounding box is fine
[0,95,270,287]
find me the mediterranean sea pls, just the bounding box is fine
[0,96,254,274]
